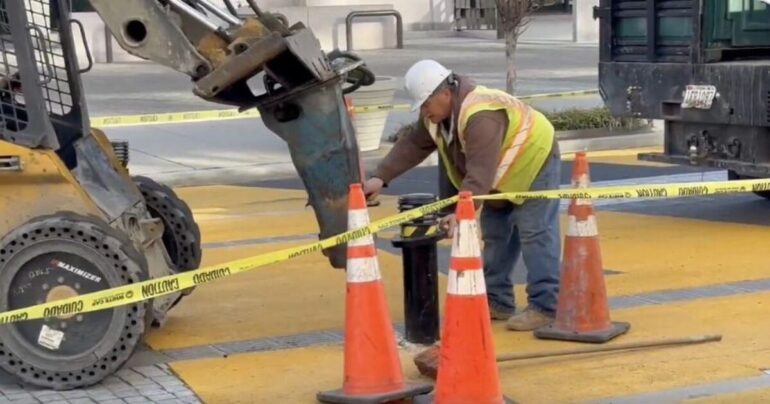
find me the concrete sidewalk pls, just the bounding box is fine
[113,114,663,187]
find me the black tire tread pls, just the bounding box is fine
[0,212,148,390]
[132,176,202,271]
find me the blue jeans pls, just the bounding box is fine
[480,141,561,314]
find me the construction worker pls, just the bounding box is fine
[363,60,562,331]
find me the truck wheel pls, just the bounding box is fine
[727,170,770,200]
[133,176,201,272]
[0,212,148,390]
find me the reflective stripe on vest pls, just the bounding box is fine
[425,86,554,202]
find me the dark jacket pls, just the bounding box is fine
[373,75,509,207]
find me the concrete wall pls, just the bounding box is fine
[403,0,454,30]
[225,0,453,31]
[71,0,423,65]
[573,0,599,43]
[254,4,399,51]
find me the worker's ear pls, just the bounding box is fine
[436,87,452,103]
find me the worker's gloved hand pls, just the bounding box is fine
[363,177,384,202]
[439,214,457,239]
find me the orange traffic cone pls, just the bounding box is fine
[317,184,432,403]
[534,152,630,343]
[415,191,514,404]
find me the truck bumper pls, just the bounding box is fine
[638,152,770,178]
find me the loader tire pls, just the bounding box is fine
[0,212,148,390]
[133,176,201,272]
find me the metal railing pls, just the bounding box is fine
[345,9,403,51]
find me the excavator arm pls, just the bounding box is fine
[86,0,376,268]
[87,0,374,104]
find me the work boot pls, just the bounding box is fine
[488,303,515,321]
[506,307,554,331]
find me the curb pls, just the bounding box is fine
[140,126,663,188]
[557,126,662,154]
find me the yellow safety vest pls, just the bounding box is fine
[425,85,554,204]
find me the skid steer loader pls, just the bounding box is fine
[0,0,373,390]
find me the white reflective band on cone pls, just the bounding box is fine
[348,209,374,247]
[453,220,482,258]
[447,269,486,296]
[347,257,381,283]
[567,215,599,237]
[573,174,593,205]
[572,173,590,188]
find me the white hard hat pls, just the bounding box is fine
[404,60,452,112]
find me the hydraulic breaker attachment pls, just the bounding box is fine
[258,77,360,269]
[87,0,376,268]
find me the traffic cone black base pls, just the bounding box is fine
[534,321,630,343]
[413,394,517,404]
[317,383,434,404]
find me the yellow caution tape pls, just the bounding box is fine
[2,176,767,325]
[90,89,600,128]
[0,196,459,325]
[90,109,262,128]
[476,178,770,201]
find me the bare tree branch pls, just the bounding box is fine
[495,0,536,94]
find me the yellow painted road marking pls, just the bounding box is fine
[171,292,770,403]
[171,345,414,404]
[573,154,674,168]
[495,292,770,403]
[175,186,311,207]
[595,211,770,296]
[561,146,663,160]
[144,201,770,351]
[4,175,768,325]
[562,146,676,167]
[151,185,770,350]
[144,244,447,351]
[177,186,400,244]
[185,185,770,298]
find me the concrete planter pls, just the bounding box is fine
[348,76,396,152]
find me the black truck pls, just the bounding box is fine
[596,0,770,197]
